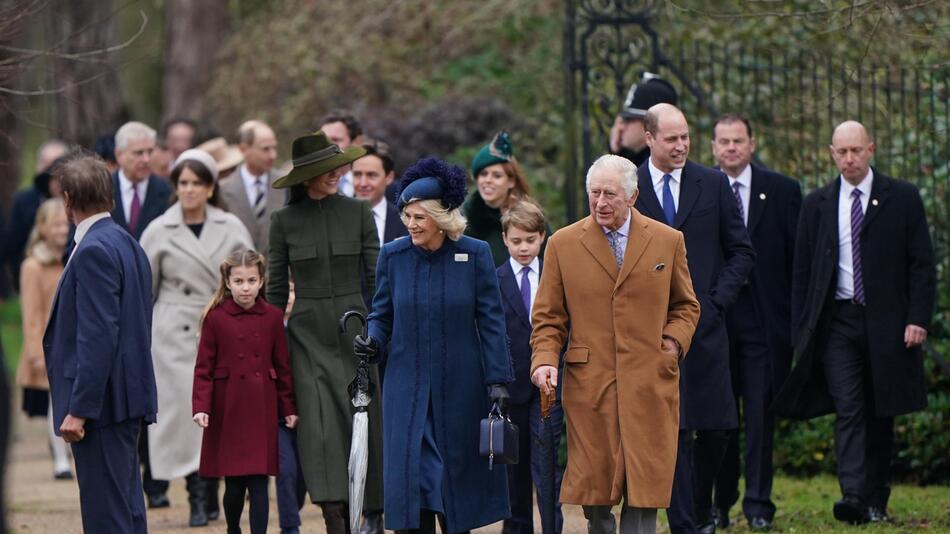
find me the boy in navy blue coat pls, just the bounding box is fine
[496,200,565,534]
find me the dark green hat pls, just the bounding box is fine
[471,131,513,177]
[272,131,366,189]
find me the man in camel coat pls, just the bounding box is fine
[531,154,700,534]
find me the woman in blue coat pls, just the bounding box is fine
[354,158,514,534]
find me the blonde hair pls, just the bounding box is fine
[199,250,267,328]
[25,198,66,265]
[401,199,467,241]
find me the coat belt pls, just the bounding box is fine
[294,283,361,299]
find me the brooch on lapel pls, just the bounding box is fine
[759,193,767,200]
[454,253,469,262]
[872,199,879,206]
[654,263,666,271]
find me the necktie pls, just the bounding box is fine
[520,266,532,318]
[129,185,142,234]
[732,181,745,225]
[662,174,676,226]
[607,231,623,267]
[850,189,866,305]
[254,177,267,221]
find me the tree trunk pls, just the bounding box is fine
[47,0,126,150]
[161,0,230,124]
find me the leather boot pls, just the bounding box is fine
[205,477,220,520]
[320,501,350,534]
[186,473,210,527]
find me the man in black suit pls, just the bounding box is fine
[709,115,802,531]
[111,120,173,509]
[774,121,935,525]
[634,104,755,534]
[112,121,172,241]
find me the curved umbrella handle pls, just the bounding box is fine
[339,310,368,338]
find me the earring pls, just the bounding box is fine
[207,191,213,199]
[439,229,444,234]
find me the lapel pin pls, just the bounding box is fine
[454,253,469,262]
[759,193,767,200]
[872,199,879,206]
[654,263,666,271]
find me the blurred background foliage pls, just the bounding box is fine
[1,0,948,484]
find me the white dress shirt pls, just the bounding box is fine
[338,170,355,197]
[69,212,112,263]
[648,158,683,211]
[727,164,752,227]
[240,164,267,207]
[509,256,541,318]
[371,198,388,245]
[600,209,632,259]
[835,168,874,300]
[117,170,149,224]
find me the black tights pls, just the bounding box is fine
[223,475,269,534]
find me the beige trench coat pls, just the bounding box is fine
[140,203,254,480]
[531,209,700,508]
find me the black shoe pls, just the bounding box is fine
[186,474,209,527]
[360,511,384,534]
[53,470,74,480]
[147,493,170,509]
[749,516,772,532]
[833,496,870,525]
[697,520,717,534]
[711,507,730,529]
[868,506,891,523]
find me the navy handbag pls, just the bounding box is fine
[479,402,519,469]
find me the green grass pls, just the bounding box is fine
[1,298,22,374]
[705,474,950,533]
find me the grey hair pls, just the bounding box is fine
[35,139,68,167]
[400,199,468,241]
[115,121,156,151]
[585,154,638,198]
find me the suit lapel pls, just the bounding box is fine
[111,174,128,228]
[747,166,772,234]
[635,165,665,221]
[862,169,891,232]
[223,173,257,235]
[673,162,701,229]
[820,179,840,246]
[499,263,530,327]
[615,209,652,289]
[580,217,618,281]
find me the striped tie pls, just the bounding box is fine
[850,189,866,305]
[732,181,745,225]
[254,177,266,221]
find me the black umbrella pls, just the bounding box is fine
[537,386,558,534]
[339,310,375,534]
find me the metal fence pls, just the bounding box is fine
[563,1,949,326]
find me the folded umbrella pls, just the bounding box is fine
[340,310,375,534]
[537,385,558,534]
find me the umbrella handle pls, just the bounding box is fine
[339,310,368,338]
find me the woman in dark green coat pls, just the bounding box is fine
[267,131,383,534]
[463,131,548,266]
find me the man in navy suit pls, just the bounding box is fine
[44,154,158,533]
[496,200,564,534]
[634,104,755,534]
[709,115,801,532]
[111,121,173,241]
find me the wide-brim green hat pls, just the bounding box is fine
[272,131,366,189]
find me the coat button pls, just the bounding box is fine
[239,353,245,359]
[183,325,190,332]
[184,288,191,296]
[240,374,246,379]
[255,371,261,377]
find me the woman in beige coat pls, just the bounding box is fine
[140,149,253,527]
[15,198,71,479]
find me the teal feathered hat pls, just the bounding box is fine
[471,131,513,177]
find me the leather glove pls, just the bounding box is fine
[353,335,379,360]
[488,384,510,414]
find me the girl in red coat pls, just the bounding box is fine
[193,250,297,534]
